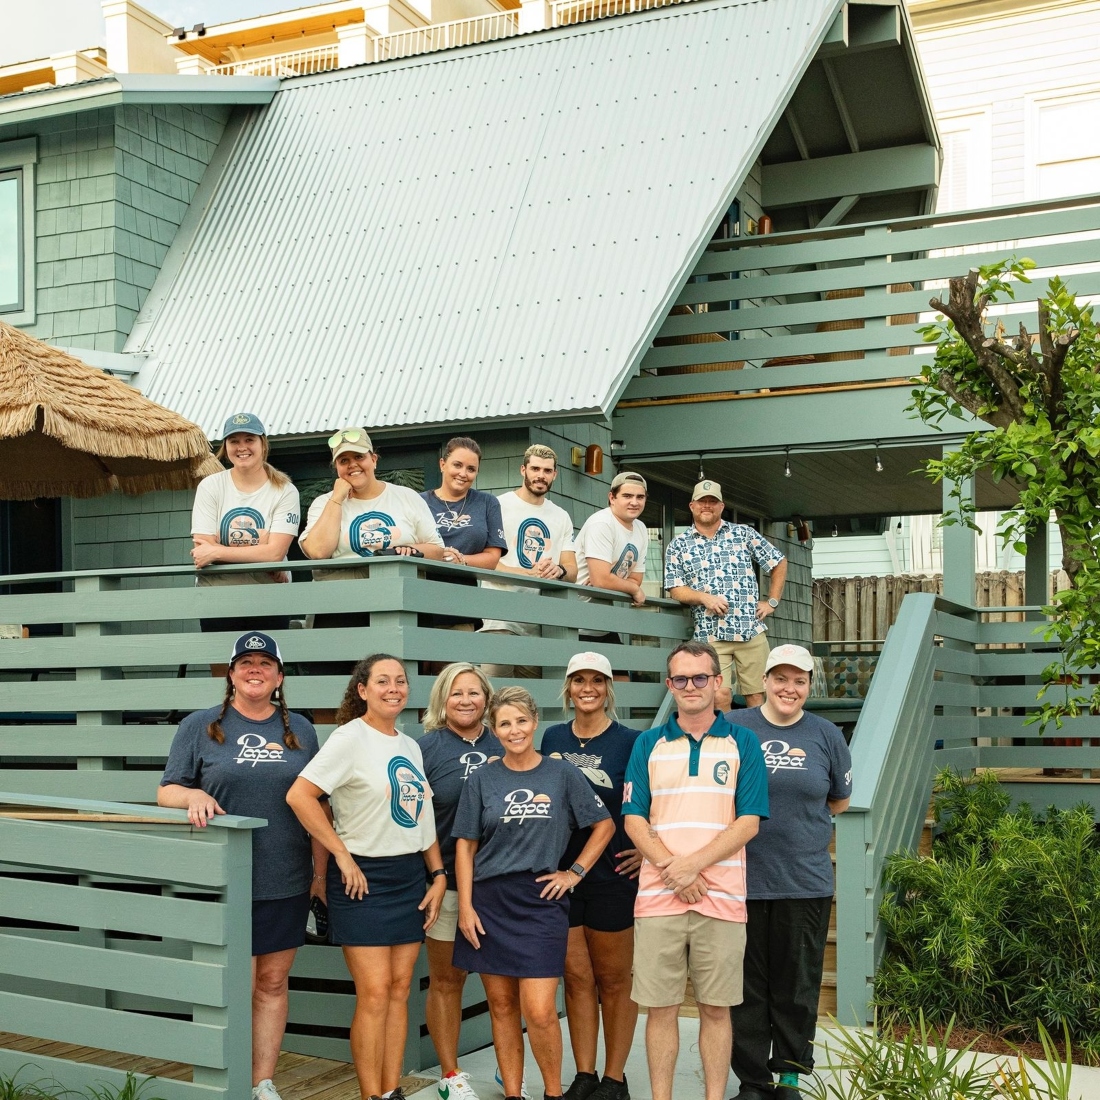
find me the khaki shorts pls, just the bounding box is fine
[631,912,746,1008]
[709,632,770,698]
[426,887,459,942]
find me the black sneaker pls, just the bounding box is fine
[562,1073,600,1100]
[589,1075,629,1100]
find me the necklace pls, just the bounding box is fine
[436,489,470,524]
[450,727,483,746]
[572,718,611,749]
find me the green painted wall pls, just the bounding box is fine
[10,102,228,351]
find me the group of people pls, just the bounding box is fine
[171,412,853,1100]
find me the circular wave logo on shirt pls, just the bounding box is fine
[611,543,640,579]
[349,511,401,556]
[220,507,266,546]
[517,517,551,568]
[388,756,427,828]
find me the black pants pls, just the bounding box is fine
[730,896,832,1088]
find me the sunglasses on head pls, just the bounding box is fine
[668,673,715,690]
[329,428,369,449]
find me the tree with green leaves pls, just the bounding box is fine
[908,258,1100,724]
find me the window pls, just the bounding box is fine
[0,137,37,324]
[1027,89,1100,200]
[936,109,992,214]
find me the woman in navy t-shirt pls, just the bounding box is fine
[541,652,641,1100]
[453,687,613,1100]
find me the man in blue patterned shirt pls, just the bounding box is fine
[664,480,786,710]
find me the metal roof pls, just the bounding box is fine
[130,0,844,439]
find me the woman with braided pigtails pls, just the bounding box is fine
[158,632,325,1100]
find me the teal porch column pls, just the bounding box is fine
[941,448,975,606]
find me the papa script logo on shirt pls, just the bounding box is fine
[501,788,553,823]
[761,739,808,774]
[350,511,402,556]
[234,732,286,766]
[388,756,428,827]
[459,750,489,779]
[516,517,552,569]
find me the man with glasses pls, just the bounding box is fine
[664,480,787,712]
[622,640,768,1100]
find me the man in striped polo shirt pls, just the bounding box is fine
[623,640,769,1100]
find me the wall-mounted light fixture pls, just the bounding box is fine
[193,22,206,35]
[570,446,584,468]
[584,444,603,477]
[173,26,186,38]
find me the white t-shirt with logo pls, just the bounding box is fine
[299,718,437,857]
[190,469,301,586]
[574,506,648,592]
[301,482,444,579]
[480,490,576,635]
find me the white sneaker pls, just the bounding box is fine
[438,1070,480,1100]
[494,1066,530,1099]
[252,1081,283,1100]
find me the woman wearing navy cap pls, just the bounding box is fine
[158,631,323,1100]
[190,411,301,636]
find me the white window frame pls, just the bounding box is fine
[1025,86,1100,202]
[935,107,992,214]
[0,136,37,325]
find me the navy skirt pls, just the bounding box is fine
[327,852,426,947]
[252,892,310,956]
[452,871,570,978]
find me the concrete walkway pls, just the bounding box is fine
[410,1022,1100,1100]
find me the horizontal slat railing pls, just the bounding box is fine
[0,557,691,1070]
[623,191,1100,397]
[834,592,1100,1026]
[0,792,256,1098]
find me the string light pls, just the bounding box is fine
[875,443,884,474]
[831,524,839,538]
[784,448,792,478]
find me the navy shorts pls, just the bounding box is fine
[567,875,637,933]
[452,871,570,978]
[327,852,426,947]
[252,892,310,956]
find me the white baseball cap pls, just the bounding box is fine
[691,479,723,501]
[565,651,614,678]
[764,644,814,674]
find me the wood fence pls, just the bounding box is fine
[812,570,1069,644]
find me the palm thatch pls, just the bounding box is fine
[0,321,221,499]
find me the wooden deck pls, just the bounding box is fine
[0,1034,432,1099]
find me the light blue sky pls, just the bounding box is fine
[3,0,280,66]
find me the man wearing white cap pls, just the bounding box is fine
[664,480,786,711]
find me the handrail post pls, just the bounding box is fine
[941,448,975,606]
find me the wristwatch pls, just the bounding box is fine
[766,597,779,608]
[569,862,587,880]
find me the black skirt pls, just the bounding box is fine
[326,852,426,946]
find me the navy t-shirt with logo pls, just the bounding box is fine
[452,756,610,882]
[419,726,504,889]
[541,720,639,884]
[421,488,508,558]
[725,706,852,899]
[160,705,319,900]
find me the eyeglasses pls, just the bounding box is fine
[668,673,715,690]
[328,428,368,448]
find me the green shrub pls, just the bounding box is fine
[873,769,1100,1060]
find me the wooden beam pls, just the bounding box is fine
[823,57,860,152]
[815,195,860,227]
[817,2,902,58]
[762,143,938,207]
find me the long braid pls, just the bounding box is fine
[207,677,234,743]
[278,690,301,750]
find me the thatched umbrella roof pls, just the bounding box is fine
[0,321,221,499]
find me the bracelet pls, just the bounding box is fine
[312,874,325,881]
[556,564,567,580]
[430,868,447,879]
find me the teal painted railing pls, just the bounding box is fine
[620,191,1100,400]
[0,557,692,1072]
[834,593,1100,1024]
[0,792,258,1098]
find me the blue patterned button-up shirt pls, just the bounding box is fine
[664,521,785,642]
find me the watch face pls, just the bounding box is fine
[767,598,779,607]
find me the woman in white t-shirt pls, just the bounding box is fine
[190,411,301,634]
[287,654,447,1100]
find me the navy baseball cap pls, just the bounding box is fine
[222,412,266,438]
[229,631,283,666]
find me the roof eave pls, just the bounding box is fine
[0,73,279,126]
